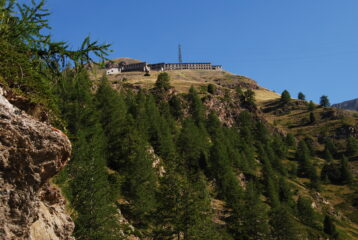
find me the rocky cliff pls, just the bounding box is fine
[0,87,74,240]
[333,98,358,111]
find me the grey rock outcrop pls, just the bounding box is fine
[333,98,358,111]
[0,87,74,240]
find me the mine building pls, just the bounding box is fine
[106,61,223,75]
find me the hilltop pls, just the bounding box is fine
[93,57,280,102]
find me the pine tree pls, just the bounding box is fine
[169,95,183,119]
[340,156,353,184]
[295,140,314,178]
[281,90,291,104]
[310,112,316,123]
[183,173,223,240]
[241,89,256,109]
[57,71,122,240]
[124,126,158,220]
[155,72,171,90]
[96,78,127,170]
[278,177,294,206]
[270,206,300,240]
[304,137,316,156]
[323,215,339,239]
[228,181,270,240]
[178,119,209,170]
[298,92,306,100]
[286,133,296,148]
[188,86,206,125]
[324,148,334,162]
[70,130,122,240]
[320,95,331,107]
[155,167,186,239]
[346,137,358,157]
[309,166,321,191]
[325,138,338,157]
[296,196,315,227]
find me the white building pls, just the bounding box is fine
[106,68,120,75]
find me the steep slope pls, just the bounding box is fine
[333,98,358,111]
[97,64,358,239]
[0,87,74,240]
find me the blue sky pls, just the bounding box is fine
[44,0,357,103]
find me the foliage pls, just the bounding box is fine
[296,196,316,227]
[155,72,171,90]
[323,215,339,239]
[310,112,316,123]
[346,137,358,157]
[207,83,216,94]
[281,90,291,104]
[298,92,306,100]
[240,89,256,109]
[270,206,300,240]
[320,95,330,107]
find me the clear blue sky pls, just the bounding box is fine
[44,0,357,103]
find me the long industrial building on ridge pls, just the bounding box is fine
[106,61,223,75]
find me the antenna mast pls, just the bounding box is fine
[178,44,183,63]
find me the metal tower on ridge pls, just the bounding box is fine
[178,44,183,63]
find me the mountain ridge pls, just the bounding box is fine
[333,98,358,111]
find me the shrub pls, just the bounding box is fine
[207,84,216,94]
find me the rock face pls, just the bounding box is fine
[333,98,358,111]
[0,87,74,240]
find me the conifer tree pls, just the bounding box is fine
[324,148,334,162]
[325,138,338,157]
[309,166,321,191]
[281,90,291,104]
[323,215,339,239]
[320,95,331,107]
[270,206,300,240]
[155,167,186,239]
[228,181,270,240]
[169,95,183,119]
[241,89,256,109]
[122,123,158,220]
[182,172,222,240]
[340,156,353,184]
[286,133,296,148]
[57,71,122,240]
[297,196,315,227]
[178,119,209,170]
[298,92,306,100]
[70,130,122,240]
[295,140,313,178]
[188,86,206,126]
[346,137,358,157]
[96,78,127,170]
[304,137,316,156]
[155,72,171,90]
[310,112,316,123]
[278,177,294,206]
